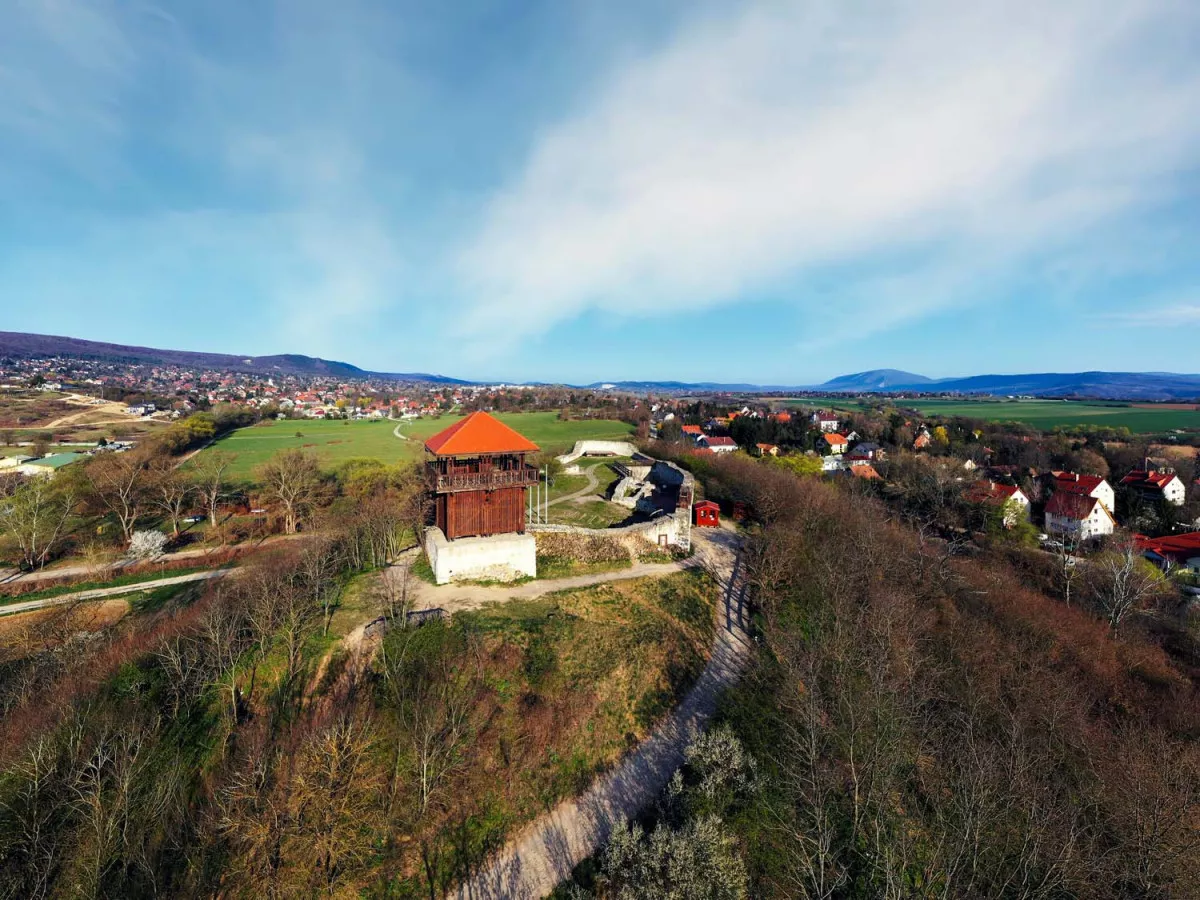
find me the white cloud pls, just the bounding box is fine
[458,0,1200,346]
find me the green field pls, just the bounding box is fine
[775,397,1200,433]
[198,412,635,480]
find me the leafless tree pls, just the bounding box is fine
[0,475,79,569]
[148,459,193,538]
[190,449,233,530]
[1090,542,1170,629]
[85,451,152,545]
[256,449,323,535]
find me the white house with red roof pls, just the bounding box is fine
[811,411,840,433]
[1121,469,1186,506]
[822,433,848,455]
[699,435,738,453]
[1050,472,1115,514]
[1045,491,1116,541]
[964,481,1030,526]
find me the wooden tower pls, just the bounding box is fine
[424,411,540,540]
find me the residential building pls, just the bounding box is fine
[1044,491,1116,541]
[699,435,738,454]
[1048,472,1116,514]
[812,412,840,433]
[964,481,1031,526]
[756,443,779,457]
[822,433,848,455]
[1136,532,1200,573]
[1121,469,1186,506]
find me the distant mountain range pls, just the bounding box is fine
[0,332,469,384]
[3,331,1198,400]
[812,370,1200,401]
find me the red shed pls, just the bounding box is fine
[693,500,720,527]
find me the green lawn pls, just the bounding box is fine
[773,396,1200,433]
[196,412,635,480]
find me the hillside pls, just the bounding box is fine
[0,331,468,384]
[820,368,933,390]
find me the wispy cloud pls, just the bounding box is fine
[458,0,1200,348]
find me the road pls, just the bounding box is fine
[0,569,229,617]
[450,526,753,899]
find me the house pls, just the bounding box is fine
[821,455,845,472]
[772,411,792,424]
[699,435,738,454]
[1135,531,1200,573]
[964,481,1031,526]
[1047,472,1115,514]
[913,429,932,450]
[811,412,840,433]
[822,433,848,455]
[1044,491,1116,541]
[681,424,703,441]
[756,443,779,457]
[693,500,720,527]
[845,442,883,466]
[1121,469,1186,506]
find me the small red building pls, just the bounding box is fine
[693,500,720,527]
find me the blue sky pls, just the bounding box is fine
[2,0,1199,385]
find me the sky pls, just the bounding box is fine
[2,0,1199,385]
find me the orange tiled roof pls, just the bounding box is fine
[424,411,540,456]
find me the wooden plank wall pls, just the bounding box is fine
[442,487,526,539]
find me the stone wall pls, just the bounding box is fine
[529,509,691,552]
[557,440,642,467]
[424,527,537,585]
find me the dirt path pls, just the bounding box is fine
[0,569,229,617]
[451,526,753,899]
[0,533,306,587]
[547,462,603,508]
[388,551,695,618]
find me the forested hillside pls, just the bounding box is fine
[557,450,1199,898]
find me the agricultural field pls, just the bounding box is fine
[198,411,634,480]
[775,396,1200,433]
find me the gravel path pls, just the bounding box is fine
[394,554,694,618]
[451,526,753,899]
[0,569,229,617]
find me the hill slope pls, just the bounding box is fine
[821,369,934,390]
[0,331,468,383]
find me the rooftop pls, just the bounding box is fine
[424,410,540,457]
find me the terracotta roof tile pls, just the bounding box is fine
[424,411,540,456]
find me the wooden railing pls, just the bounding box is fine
[434,467,540,493]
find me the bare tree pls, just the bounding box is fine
[1090,542,1170,629]
[148,459,193,539]
[85,451,151,545]
[0,475,79,569]
[190,449,233,529]
[256,449,323,535]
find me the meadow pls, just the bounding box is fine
[778,396,1200,433]
[199,411,634,480]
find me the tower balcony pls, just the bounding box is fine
[433,466,540,493]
